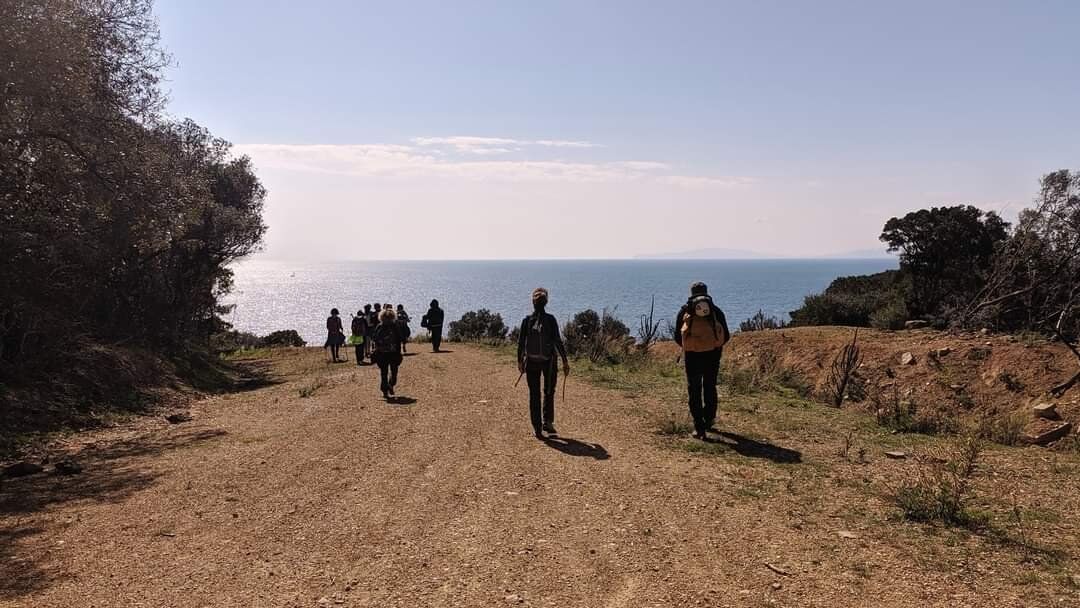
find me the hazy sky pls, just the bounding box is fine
[155,0,1080,260]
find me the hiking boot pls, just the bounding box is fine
[388,385,395,396]
[693,430,708,441]
[534,428,544,439]
[542,423,557,435]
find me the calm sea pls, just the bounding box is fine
[223,259,896,345]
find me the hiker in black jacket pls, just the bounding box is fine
[371,307,406,399]
[350,310,369,365]
[421,299,445,353]
[674,282,731,439]
[517,288,570,439]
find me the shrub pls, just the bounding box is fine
[892,437,987,528]
[789,270,911,328]
[563,309,633,363]
[262,330,305,347]
[739,310,788,332]
[447,309,509,343]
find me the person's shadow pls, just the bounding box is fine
[711,431,801,464]
[385,396,417,406]
[542,435,610,460]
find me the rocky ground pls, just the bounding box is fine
[2,341,1078,607]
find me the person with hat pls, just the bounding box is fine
[517,288,570,439]
[674,282,731,440]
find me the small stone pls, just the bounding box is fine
[504,594,523,603]
[1033,403,1059,420]
[837,530,858,539]
[3,462,44,478]
[899,352,916,366]
[934,347,952,357]
[904,320,928,330]
[884,451,907,460]
[165,412,193,424]
[771,582,783,590]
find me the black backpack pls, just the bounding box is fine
[373,325,397,353]
[351,316,366,336]
[524,314,550,362]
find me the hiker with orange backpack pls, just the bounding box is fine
[674,282,731,440]
[517,288,570,439]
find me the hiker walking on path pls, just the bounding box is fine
[325,308,346,363]
[350,309,369,365]
[364,304,377,359]
[372,307,406,399]
[421,299,445,353]
[517,288,570,439]
[396,305,412,354]
[674,282,730,440]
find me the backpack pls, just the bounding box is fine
[373,325,397,353]
[524,314,550,362]
[351,316,366,336]
[682,295,728,343]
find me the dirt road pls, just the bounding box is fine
[1,345,1074,607]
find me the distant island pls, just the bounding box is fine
[635,247,896,260]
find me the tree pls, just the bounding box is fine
[964,170,1080,395]
[880,206,1009,318]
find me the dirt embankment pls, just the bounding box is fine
[717,326,1080,440]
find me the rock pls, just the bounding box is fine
[165,412,193,424]
[904,320,929,330]
[884,451,907,459]
[979,328,991,336]
[1025,422,1072,446]
[771,582,783,590]
[504,594,523,603]
[837,530,858,539]
[3,461,44,478]
[934,347,952,357]
[53,460,82,475]
[899,352,916,366]
[1033,403,1059,420]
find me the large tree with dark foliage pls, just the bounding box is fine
[1,1,265,379]
[879,205,1009,318]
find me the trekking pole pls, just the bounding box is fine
[514,371,525,388]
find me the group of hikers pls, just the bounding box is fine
[323,282,730,442]
[325,300,445,398]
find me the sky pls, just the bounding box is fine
[154,0,1080,260]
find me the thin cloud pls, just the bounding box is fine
[235,142,750,187]
[411,135,600,153]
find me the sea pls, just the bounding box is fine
[223,259,897,345]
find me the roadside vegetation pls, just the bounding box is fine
[1,1,269,453]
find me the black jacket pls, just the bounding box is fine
[673,298,730,348]
[421,306,445,328]
[372,322,404,353]
[517,311,567,363]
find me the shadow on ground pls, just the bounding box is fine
[714,431,802,464]
[0,426,227,600]
[542,436,610,460]
[386,396,418,406]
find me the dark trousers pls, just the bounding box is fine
[526,359,558,432]
[684,348,722,432]
[354,345,364,364]
[374,352,403,392]
[430,326,443,352]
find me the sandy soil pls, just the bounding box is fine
[1,343,1077,607]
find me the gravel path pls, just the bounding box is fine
[1,345,1067,607]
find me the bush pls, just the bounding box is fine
[448,309,509,343]
[739,310,788,332]
[563,309,633,363]
[789,270,911,328]
[262,330,306,348]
